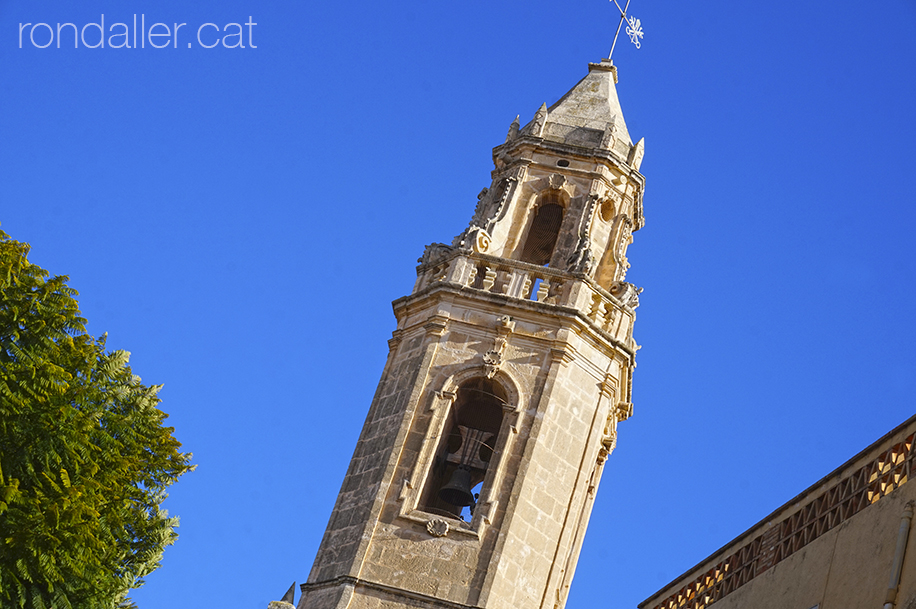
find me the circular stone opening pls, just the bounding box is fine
[600,198,616,222]
[556,159,570,167]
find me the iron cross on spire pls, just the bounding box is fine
[608,0,644,59]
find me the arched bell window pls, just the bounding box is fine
[421,377,507,520]
[520,192,564,266]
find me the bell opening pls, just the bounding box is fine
[420,377,507,520]
[438,465,476,507]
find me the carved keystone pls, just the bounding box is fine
[426,518,449,537]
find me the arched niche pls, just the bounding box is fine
[420,376,513,520]
[519,190,566,266]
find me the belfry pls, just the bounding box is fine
[298,58,646,609]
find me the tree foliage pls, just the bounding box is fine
[0,230,193,609]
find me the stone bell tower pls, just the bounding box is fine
[298,58,646,609]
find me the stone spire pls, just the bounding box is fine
[520,59,635,163]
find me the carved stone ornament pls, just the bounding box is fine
[473,229,491,254]
[505,115,520,143]
[600,119,618,150]
[418,242,453,266]
[483,349,502,378]
[426,518,449,537]
[523,102,548,138]
[628,137,645,171]
[601,429,618,454]
[597,446,610,464]
[567,192,600,275]
[566,237,594,275]
[610,281,642,310]
[453,175,518,250]
[483,315,515,378]
[613,217,634,282]
[548,173,568,191]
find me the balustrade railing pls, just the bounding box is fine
[414,252,635,345]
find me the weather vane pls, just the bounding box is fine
[608,0,644,59]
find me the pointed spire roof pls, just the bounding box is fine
[521,59,633,158]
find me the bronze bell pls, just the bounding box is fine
[438,465,475,507]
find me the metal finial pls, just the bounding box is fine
[608,0,644,60]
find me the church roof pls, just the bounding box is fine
[522,59,633,157]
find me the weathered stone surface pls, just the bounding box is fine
[299,59,645,609]
[640,415,916,609]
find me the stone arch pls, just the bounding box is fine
[419,368,521,520]
[519,189,567,266]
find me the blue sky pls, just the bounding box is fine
[2,1,916,608]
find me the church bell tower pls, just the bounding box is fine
[299,58,646,609]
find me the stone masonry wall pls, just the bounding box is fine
[306,331,433,585]
[303,284,633,609]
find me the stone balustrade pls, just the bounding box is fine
[414,251,635,346]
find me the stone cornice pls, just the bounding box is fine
[301,576,480,609]
[391,279,636,361]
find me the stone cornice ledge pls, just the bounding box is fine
[300,575,480,609]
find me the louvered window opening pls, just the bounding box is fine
[520,200,563,266]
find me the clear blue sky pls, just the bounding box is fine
[2,1,915,608]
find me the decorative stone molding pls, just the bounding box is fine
[607,213,634,282]
[522,102,548,138]
[431,390,457,412]
[426,518,449,537]
[567,192,601,275]
[600,119,618,150]
[597,445,611,465]
[549,346,575,367]
[505,115,520,143]
[610,281,642,310]
[567,238,594,275]
[599,374,617,400]
[398,479,413,502]
[418,242,454,267]
[424,314,449,336]
[601,429,618,454]
[601,406,619,454]
[529,172,576,203]
[615,401,634,421]
[484,315,515,378]
[452,168,522,251]
[548,173,568,191]
[472,229,491,254]
[387,329,404,352]
[477,500,498,525]
[628,137,645,171]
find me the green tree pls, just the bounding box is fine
[0,230,193,609]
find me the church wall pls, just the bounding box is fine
[707,480,916,609]
[642,414,916,609]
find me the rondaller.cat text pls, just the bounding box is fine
[19,15,257,49]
